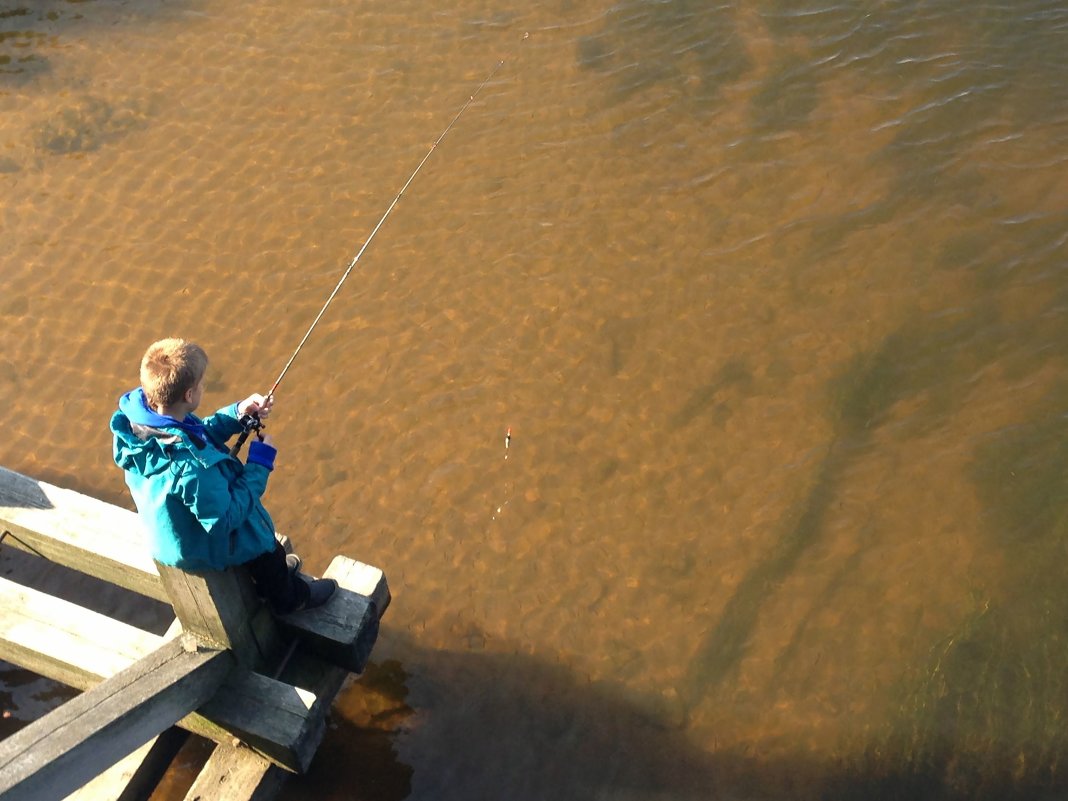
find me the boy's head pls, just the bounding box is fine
[140,338,208,410]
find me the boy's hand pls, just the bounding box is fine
[246,432,278,471]
[238,393,273,420]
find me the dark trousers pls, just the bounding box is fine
[242,543,309,614]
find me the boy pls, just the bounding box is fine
[110,337,336,613]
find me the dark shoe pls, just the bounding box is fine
[297,577,337,611]
[286,553,303,575]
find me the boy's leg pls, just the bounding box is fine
[243,542,310,613]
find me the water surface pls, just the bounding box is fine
[2,0,1067,799]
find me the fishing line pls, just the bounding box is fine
[231,39,525,455]
[269,58,508,400]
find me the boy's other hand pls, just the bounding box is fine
[259,433,275,448]
[238,393,273,419]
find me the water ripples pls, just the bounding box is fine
[3,0,1068,799]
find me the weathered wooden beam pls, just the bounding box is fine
[156,556,387,676]
[0,466,166,603]
[155,562,284,669]
[191,669,323,772]
[154,556,378,769]
[273,555,392,744]
[0,575,161,689]
[0,577,323,772]
[182,743,288,801]
[0,636,234,801]
[322,555,391,618]
[173,556,396,795]
[276,589,377,675]
[274,556,388,675]
[62,728,189,801]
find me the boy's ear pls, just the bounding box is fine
[183,386,196,404]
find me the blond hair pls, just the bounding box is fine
[140,338,208,409]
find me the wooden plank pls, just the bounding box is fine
[275,589,377,675]
[0,578,321,772]
[62,728,188,801]
[259,555,396,773]
[273,556,387,675]
[0,466,165,603]
[0,575,162,690]
[279,554,391,706]
[60,737,159,801]
[182,743,287,801]
[190,669,322,773]
[176,555,396,787]
[0,637,234,801]
[321,556,391,618]
[185,623,379,799]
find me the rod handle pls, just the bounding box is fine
[229,413,263,457]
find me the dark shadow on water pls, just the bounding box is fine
[9,617,1068,800]
[678,320,955,708]
[0,0,174,83]
[6,515,1068,801]
[287,630,747,801]
[972,401,1068,549]
[680,450,842,703]
[0,662,77,740]
[284,624,1068,801]
[749,52,821,133]
[669,359,752,430]
[0,0,168,171]
[671,275,1068,799]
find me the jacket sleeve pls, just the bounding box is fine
[201,403,243,442]
[174,459,272,540]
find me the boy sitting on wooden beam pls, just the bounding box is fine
[110,337,336,613]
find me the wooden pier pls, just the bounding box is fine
[0,465,389,800]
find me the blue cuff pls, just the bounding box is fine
[247,440,277,471]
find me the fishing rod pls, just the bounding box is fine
[231,52,514,457]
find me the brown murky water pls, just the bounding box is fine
[3,0,1068,799]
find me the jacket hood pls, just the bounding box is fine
[112,388,215,477]
[118,389,208,441]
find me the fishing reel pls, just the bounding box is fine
[237,412,265,438]
[229,413,265,457]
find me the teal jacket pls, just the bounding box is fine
[111,389,278,570]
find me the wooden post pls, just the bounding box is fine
[0,637,234,801]
[154,563,283,669]
[156,557,387,675]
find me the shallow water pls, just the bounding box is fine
[2,0,1068,799]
